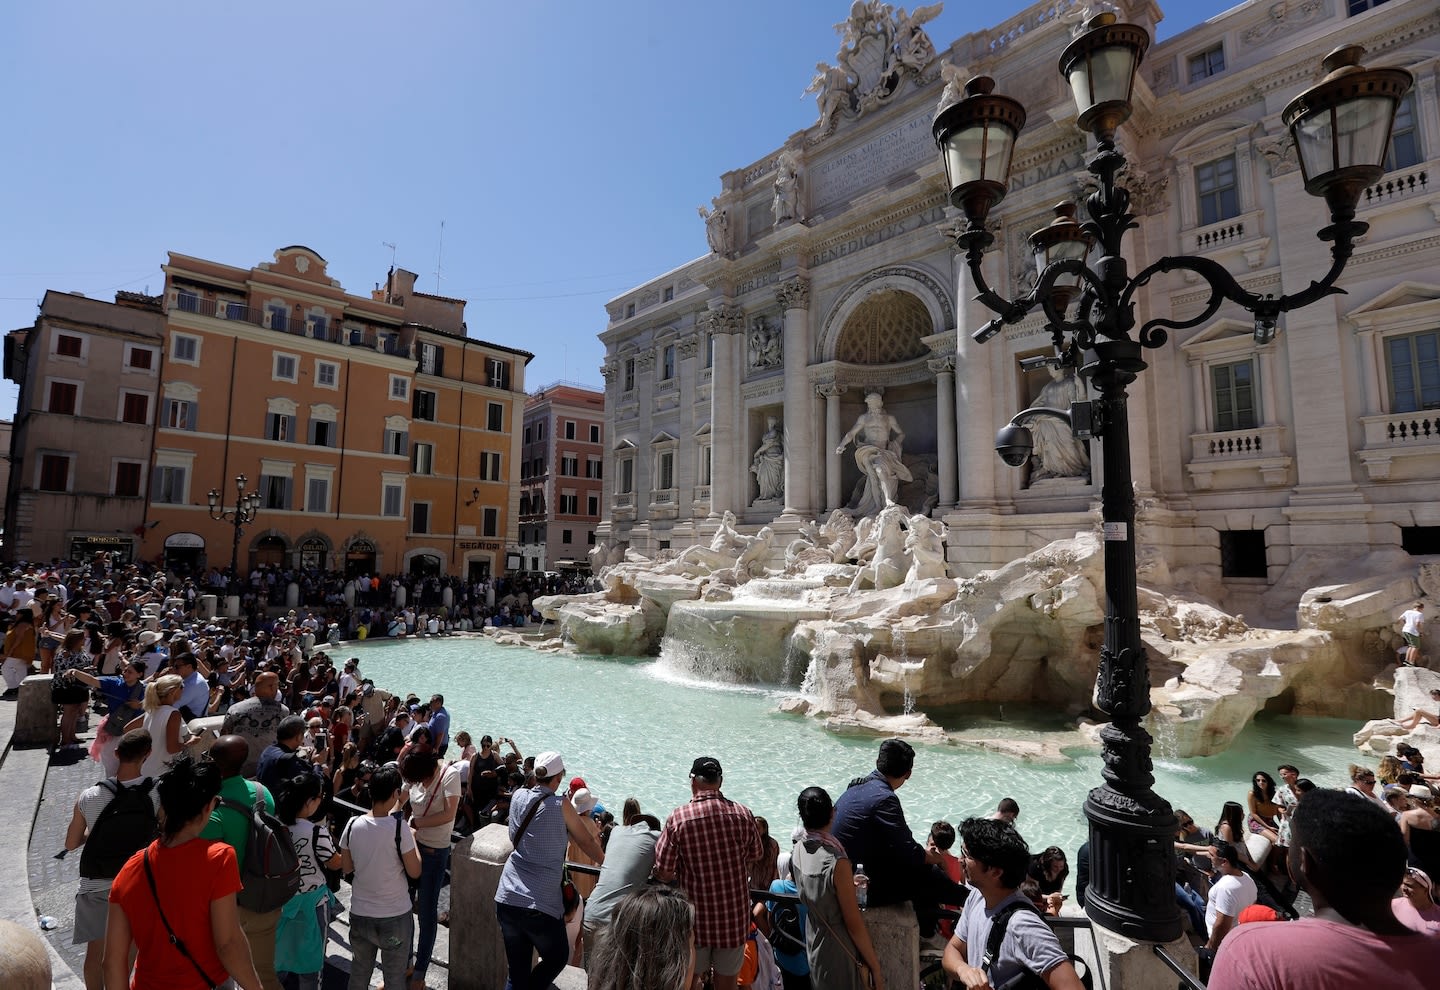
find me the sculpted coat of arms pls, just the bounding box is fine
[805,2,943,133]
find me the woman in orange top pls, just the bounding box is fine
[2,603,40,692]
[104,752,263,990]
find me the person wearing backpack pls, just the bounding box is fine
[200,735,292,990]
[940,818,1087,990]
[64,728,159,990]
[758,837,810,990]
[104,751,264,990]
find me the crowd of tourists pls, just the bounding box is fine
[6,552,1440,989]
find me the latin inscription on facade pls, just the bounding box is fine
[809,204,946,268]
[811,106,935,210]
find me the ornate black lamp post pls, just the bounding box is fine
[934,13,1411,942]
[208,474,261,582]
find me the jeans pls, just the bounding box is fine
[496,901,570,990]
[348,911,414,990]
[1175,881,1207,935]
[414,844,451,981]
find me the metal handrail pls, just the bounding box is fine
[1154,944,1206,990]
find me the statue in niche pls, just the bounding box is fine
[698,200,729,256]
[749,317,783,369]
[772,151,803,224]
[837,391,912,517]
[1027,365,1091,483]
[750,415,785,503]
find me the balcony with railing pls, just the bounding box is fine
[1186,424,1290,489]
[1359,408,1440,480]
[650,487,679,519]
[167,290,414,358]
[611,491,636,521]
[691,484,711,506]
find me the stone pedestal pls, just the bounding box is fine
[225,595,241,619]
[1071,923,1198,990]
[343,584,355,607]
[14,675,57,748]
[0,919,51,990]
[864,903,920,990]
[442,586,454,608]
[395,585,407,609]
[286,582,300,609]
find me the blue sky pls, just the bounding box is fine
[0,0,1219,418]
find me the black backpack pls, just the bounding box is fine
[769,899,806,957]
[983,901,1093,990]
[79,778,158,881]
[220,784,302,912]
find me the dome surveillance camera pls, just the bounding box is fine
[995,423,1034,466]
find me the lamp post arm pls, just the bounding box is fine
[962,236,1034,340]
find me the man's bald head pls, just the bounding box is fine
[254,672,280,700]
[210,735,250,777]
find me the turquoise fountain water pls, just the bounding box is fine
[353,636,1362,873]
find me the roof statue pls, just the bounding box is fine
[805,2,944,134]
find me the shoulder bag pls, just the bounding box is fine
[142,848,220,990]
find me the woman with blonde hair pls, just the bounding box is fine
[586,885,695,990]
[1378,754,1406,786]
[128,674,199,777]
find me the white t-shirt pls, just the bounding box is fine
[409,763,462,849]
[1206,871,1257,937]
[341,813,417,919]
[76,776,160,894]
[1402,609,1424,636]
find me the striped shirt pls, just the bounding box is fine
[655,789,762,948]
[496,787,568,918]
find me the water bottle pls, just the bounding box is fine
[854,862,869,909]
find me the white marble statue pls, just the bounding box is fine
[1028,366,1091,483]
[905,514,948,582]
[729,526,775,583]
[850,504,910,591]
[837,391,913,516]
[772,151,803,223]
[750,415,784,503]
[749,317,782,369]
[698,200,729,256]
[804,61,854,129]
[654,510,747,577]
[893,4,942,72]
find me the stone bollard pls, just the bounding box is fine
[442,586,454,608]
[198,594,218,619]
[450,825,587,990]
[286,582,300,609]
[0,919,52,989]
[395,585,407,609]
[225,595,241,618]
[14,675,58,747]
[863,902,920,990]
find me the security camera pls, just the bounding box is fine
[1019,354,1062,372]
[994,423,1034,466]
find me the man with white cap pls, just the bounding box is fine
[495,751,604,990]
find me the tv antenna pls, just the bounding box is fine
[382,241,397,269]
[433,221,445,294]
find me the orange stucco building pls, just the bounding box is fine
[151,246,529,578]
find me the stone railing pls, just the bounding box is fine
[1361,166,1428,208]
[651,488,678,504]
[1186,425,1289,488]
[1358,410,1440,479]
[612,492,634,509]
[692,484,712,503]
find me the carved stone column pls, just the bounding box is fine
[816,382,847,511]
[929,356,957,509]
[777,276,815,517]
[705,304,745,517]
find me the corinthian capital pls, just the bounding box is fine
[703,304,746,335]
[814,381,847,399]
[927,356,955,375]
[776,276,811,312]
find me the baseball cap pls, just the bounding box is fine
[535,751,565,778]
[690,756,723,781]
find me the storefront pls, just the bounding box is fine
[344,538,377,577]
[68,534,136,565]
[163,532,205,573]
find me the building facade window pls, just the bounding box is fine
[152,465,187,504]
[175,288,200,313]
[585,457,602,479]
[1211,360,1257,432]
[1387,330,1440,413]
[114,461,143,497]
[390,375,410,401]
[656,450,675,491]
[163,398,197,431]
[308,416,336,447]
[487,401,504,431]
[47,380,78,415]
[1187,44,1225,82]
[587,494,599,516]
[265,304,288,332]
[125,345,156,371]
[265,411,297,442]
[412,442,434,475]
[1196,154,1240,225]
[273,353,299,382]
[620,457,634,494]
[383,427,409,456]
[623,358,636,392]
[1385,92,1420,172]
[382,484,404,517]
[55,333,84,358]
[411,502,430,534]
[482,507,499,537]
[316,360,338,389]
[561,454,578,476]
[38,453,72,492]
[486,358,510,390]
[1347,0,1389,14]
[560,493,578,514]
[562,529,573,544]
[419,342,444,376]
[565,420,576,440]
[120,391,150,425]
[698,445,713,486]
[306,477,330,513]
[413,389,438,421]
[662,344,676,380]
[480,451,502,481]
[260,475,291,510]
[589,423,601,443]
[171,334,200,365]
